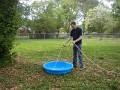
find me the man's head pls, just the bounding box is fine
[70,22,77,29]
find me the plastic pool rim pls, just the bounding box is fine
[43,61,73,75]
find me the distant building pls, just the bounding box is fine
[18,26,29,36]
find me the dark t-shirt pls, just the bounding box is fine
[70,27,82,45]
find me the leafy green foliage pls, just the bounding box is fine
[19,0,100,33]
[85,5,116,33]
[61,0,78,31]
[76,0,99,16]
[112,0,120,33]
[76,0,99,31]
[17,0,120,34]
[0,0,18,67]
[28,0,78,33]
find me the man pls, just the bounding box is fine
[63,22,84,70]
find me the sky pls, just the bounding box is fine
[100,0,114,8]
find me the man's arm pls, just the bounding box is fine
[72,35,82,44]
[63,36,72,47]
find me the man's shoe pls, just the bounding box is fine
[79,68,84,71]
[79,66,86,71]
[73,66,77,68]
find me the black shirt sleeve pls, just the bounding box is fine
[79,28,82,36]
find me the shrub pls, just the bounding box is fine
[0,0,18,67]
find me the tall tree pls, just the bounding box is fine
[61,0,78,32]
[112,0,120,33]
[29,1,57,33]
[0,0,18,67]
[85,5,115,33]
[76,0,99,31]
[25,0,99,33]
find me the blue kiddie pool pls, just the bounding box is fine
[43,61,73,75]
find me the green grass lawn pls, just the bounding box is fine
[0,38,120,90]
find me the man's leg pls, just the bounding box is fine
[77,44,83,68]
[73,45,77,68]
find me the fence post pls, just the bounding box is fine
[44,33,45,39]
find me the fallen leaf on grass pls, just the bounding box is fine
[49,88,60,90]
[5,84,22,90]
[0,83,4,89]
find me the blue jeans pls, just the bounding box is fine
[73,44,83,68]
